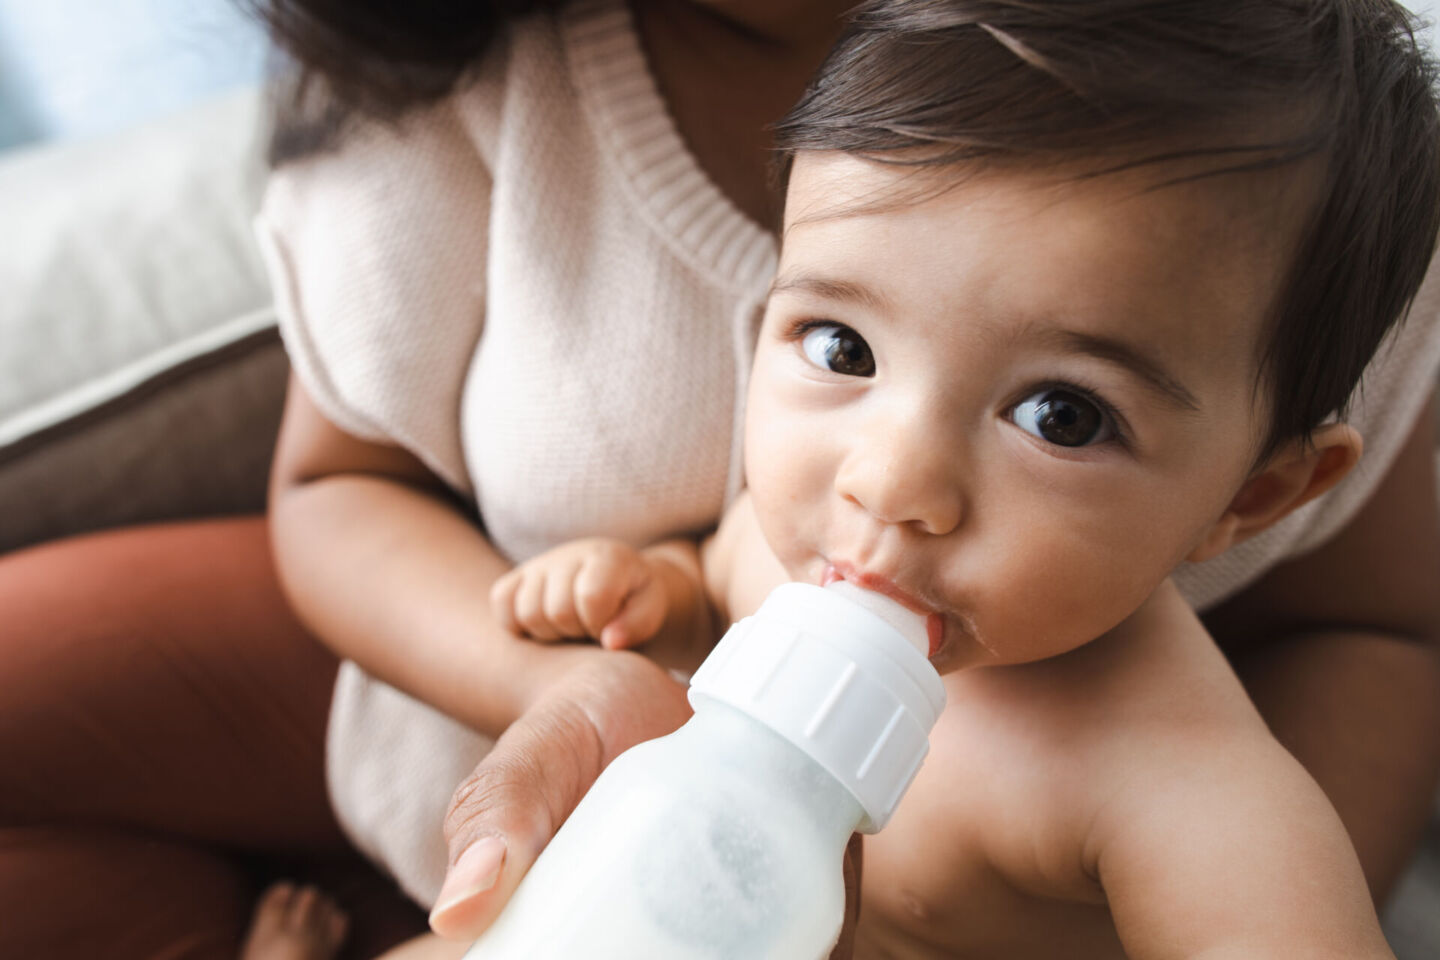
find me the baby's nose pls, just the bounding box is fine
[833,417,965,536]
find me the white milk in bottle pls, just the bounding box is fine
[462,580,946,960]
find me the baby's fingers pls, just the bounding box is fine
[573,549,645,640]
[599,578,668,651]
[510,568,570,641]
[489,571,525,636]
[541,559,588,639]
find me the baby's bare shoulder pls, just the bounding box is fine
[977,655,1263,856]
[869,583,1273,911]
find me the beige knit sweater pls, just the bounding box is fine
[256,0,1440,907]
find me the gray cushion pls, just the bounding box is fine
[0,88,282,552]
[1383,790,1440,959]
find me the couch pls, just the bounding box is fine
[1,88,1435,956]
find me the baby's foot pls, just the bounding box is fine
[238,881,349,960]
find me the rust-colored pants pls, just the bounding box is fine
[0,517,429,959]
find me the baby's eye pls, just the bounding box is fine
[1011,389,1115,447]
[800,323,876,377]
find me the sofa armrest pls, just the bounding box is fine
[0,88,282,553]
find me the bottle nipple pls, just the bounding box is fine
[822,580,929,656]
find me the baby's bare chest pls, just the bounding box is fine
[851,682,1125,960]
[845,605,1253,959]
[855,839,1122,960]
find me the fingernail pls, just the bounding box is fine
[430,836,507,925]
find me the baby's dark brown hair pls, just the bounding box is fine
[773,0,1440,461]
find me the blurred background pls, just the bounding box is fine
[0,0,267,151]
[3,0,1440,154]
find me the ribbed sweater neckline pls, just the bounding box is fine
[562,0,778,292]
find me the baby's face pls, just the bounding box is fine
[747,152,1304,672]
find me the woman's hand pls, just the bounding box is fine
[427,649,690,936]
[427,648,863,958]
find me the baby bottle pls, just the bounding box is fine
[462,580,947,960]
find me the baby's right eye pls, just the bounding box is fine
[799,323,876,377]
[1010,388,1115,447]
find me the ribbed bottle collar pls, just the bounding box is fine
[562,0,778,292]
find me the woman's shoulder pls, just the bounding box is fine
[262,96,493,243]
[256,88,495,351]
[256,0,611,269]
[254,85,506,493]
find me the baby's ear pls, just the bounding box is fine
[1186,423,1363,564]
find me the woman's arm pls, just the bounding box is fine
[1203,391,1440,902]
[268,375,598,736]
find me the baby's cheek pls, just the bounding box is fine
[981,534,1159,662]
[750,492,804,566]
[751,494,825,589]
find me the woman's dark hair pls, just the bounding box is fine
[242,0,558,164]
[774,0,1440,460]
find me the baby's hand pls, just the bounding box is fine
[490,538,673,651]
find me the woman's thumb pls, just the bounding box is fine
[428,696,606,939]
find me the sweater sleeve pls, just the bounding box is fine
[254,98,495,495]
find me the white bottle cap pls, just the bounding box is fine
[688,583,946,832]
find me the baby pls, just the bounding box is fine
[488,0,1439,957]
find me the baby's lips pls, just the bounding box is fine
[926,614,945,659]
[823,560,946,659]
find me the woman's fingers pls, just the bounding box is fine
[429,654,692,940]
[427,651,858,954]
[829,831,864,960]
[428,694,598,937]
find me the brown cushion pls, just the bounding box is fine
[0,330,287,553]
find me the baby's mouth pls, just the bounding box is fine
[820,562,947,659]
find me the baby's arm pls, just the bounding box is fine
[1077,590,1395,959]
[1202,396,1440,899]
[1094,729,1393,960]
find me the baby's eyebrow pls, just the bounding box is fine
[769,273,893,314]
[770,273,1202,412]
[1040,328,1201,412]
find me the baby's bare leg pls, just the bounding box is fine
[239,883,348,960]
